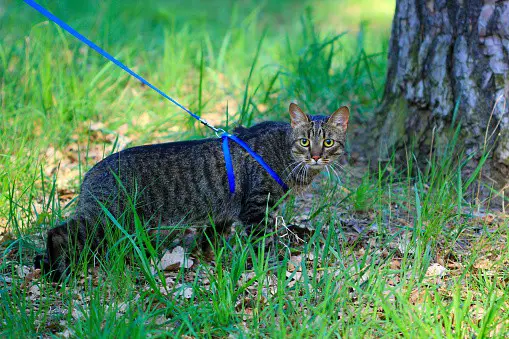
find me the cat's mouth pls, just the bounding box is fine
[304,159,328,169]
[307,163,325,169]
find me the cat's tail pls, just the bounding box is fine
[34,218,88,282]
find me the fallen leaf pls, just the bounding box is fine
[0,217,8,230]
[388,259,400,269]
[158,246,194,271]
[89,121,105,131]
[287,255,302,272]
[473,258,492,270]
[57,329,74,338]
[132,112,152,127]
[472,211,496,225]
[409,288,427,304]
[21,269,41,289]
[117,123,129,135]
[173,285,193,299]
[29,285,41,299]
[423,263,447,285]
[425,263,447,277]
[16,265,30,279]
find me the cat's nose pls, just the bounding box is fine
[311,156,320,161]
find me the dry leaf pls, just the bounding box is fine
[29,285,41,298]
[409,288,427,304]
[446,261,463,269]
[71,308,85,320]
[0,217,8,230]
[287,255,302,272]
[425,263,447,277]
[423,263,447,285]
[132,112,152,127]
[57,329,74,338]
[472,211,496,225]
[21,269,41,289]
[117,123,129,135]
[158,246,194,271]
[173,285,193,299]
[473,258,492,270]
[89,122,105,131]
[16,265,30,279]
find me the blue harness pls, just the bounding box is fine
[23,0,288,194]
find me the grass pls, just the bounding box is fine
[2,0,509,337]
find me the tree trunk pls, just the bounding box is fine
[373,0,509,184]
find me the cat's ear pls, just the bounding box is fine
[327,106,349,131]
[289,103,310,128]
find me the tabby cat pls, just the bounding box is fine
[35,103,349,280]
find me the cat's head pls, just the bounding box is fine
[288,103,349,170]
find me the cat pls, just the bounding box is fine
[35,103,349,281]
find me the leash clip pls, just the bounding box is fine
[215,128,228,138]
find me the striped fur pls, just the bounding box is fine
[35,103,349,280]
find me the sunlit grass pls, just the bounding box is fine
[4,0,508,338]
[1,0,390,212]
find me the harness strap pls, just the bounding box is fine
[221,135,235,193]
[23,0,288,194]
[223,134,289,193]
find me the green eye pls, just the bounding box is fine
[300,138,310,147]
[324,139,334,147]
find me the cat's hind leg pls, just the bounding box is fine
[35,218,90,282]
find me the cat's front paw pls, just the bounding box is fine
[34,254,67,282]
[34,254,49,271]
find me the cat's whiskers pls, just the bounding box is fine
[325,165,333,183]
[331,162,346,173]
[304,166,310,187]
[282,160,303,179]
[333,162,348,171]
[284,162,304,182]
[299,165,309,190]
[332,161,355,177]
[292,165,306,197]
[328,163,344,184]
[294,163,304,184]
[295,163,307,189]
[327,163,340,178]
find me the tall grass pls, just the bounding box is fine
[4,0,508,337]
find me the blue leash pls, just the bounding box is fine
[24,0,288,194]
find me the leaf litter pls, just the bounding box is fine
[1,126,509,336]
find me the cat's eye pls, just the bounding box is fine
[300,138,310,147]
[323,139,334,147]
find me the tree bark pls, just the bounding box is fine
[373,0,509,184]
